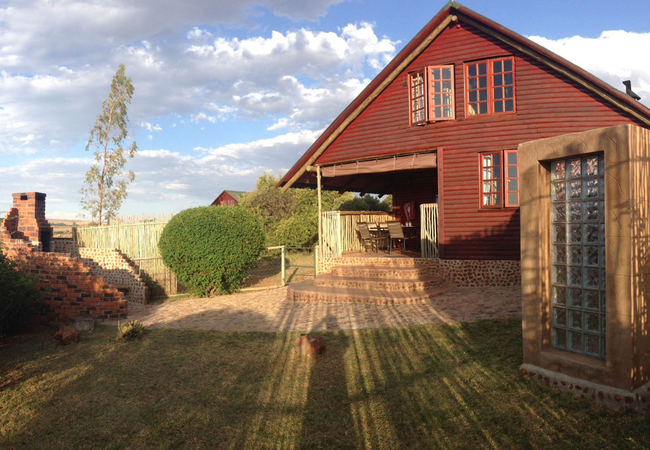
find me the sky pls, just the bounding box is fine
[1,0,650,220]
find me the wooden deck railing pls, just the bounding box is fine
[420,203,439,258]
[321,205,439,258]
[321,211,395,257]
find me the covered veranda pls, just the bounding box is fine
[285,150,440,259]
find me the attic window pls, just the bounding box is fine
[409,65,455,125]
[466,56,515,117]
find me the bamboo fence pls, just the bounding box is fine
[73,221,181,297]
[420,203,439,258]
[320,211,396,257]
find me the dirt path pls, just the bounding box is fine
[122,286,521,333]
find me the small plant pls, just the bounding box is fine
[117,320,146,341]
[0,250,39,335]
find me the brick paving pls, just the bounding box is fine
[123,286,521,333]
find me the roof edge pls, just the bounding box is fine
[278,3,457,190]
[278,1,650,190]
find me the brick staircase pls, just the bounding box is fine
[287,258,454,305]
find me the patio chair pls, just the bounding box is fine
[358,222,386,253]
[387,221,411,254]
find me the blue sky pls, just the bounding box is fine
[1,0,649,220]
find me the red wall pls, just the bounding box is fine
[392,170,438,223]
[316,22,643,260]
[213,192,238,206]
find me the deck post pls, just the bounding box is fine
[317,165,322,250]
[281,245,286,286]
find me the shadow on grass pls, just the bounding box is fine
[2,310,650,449]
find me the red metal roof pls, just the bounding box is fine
[279,1,650,189]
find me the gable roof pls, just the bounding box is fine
[211,190,247,205]
[279,1,650,190]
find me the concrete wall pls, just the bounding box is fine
[519,124,650,397]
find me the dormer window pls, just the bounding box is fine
[466,56,515,117]
[409,65,455,125]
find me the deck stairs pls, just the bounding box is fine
[287,258,454,304]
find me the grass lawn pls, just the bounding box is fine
[1,319,649,449]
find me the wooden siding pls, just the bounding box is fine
[392,170,437,223]
[315,22,643,260]
[212,192,238,206]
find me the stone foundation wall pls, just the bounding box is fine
[1,232,128,325]
[318,256,520,287]
[520,364,650,413]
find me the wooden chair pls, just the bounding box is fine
[387,221,411,254]
[358,222,385,253]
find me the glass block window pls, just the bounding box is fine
[551,154,606,359]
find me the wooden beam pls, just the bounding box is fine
[281,15,455,191]
[337,178,357,195]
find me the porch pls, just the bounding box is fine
[319,206,439,259]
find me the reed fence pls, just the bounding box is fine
[320,211,396,257]
[420,203,439,258]
[73,221,182,297]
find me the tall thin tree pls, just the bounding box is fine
[80,64,137,225]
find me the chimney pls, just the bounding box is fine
[7,192,53,251]
[623,80,641,101]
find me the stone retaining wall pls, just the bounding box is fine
[319,256,520,287]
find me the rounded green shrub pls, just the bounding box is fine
[159,206,265,296]
[0,251,39,335]
[268,212,317,248]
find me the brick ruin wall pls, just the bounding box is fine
[52,239,149,304]
[2,234,128,324]
[318,256,521,287]
[0,192,146,325]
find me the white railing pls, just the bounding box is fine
[320,211,396,257]
[420,203,439,258]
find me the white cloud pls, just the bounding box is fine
[0,13,396,154]
[140,122,162,132]
[529,30,650,106]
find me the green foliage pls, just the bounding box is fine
[239,173,354,247]
[268,212,317,248]
[338,194,392,212]
[117,320,146,341]
[81,64,137,225]
[159,206,265,296]
[0,251,39,335]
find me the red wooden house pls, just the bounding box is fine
[279,1,650,261]
[211,190,246,206]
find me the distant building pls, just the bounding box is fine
[211,190,246,206]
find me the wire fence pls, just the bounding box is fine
[241,246,317,291]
